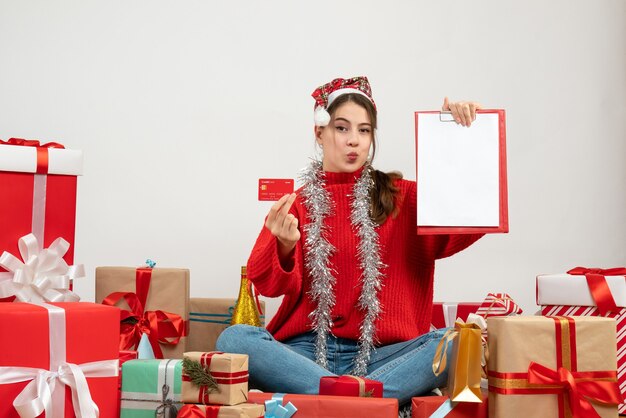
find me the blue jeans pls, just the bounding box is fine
[216,325,450,405]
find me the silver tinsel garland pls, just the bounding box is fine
[300,160,385,376]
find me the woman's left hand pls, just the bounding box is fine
[442,97,482,127]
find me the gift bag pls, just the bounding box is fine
[433,320,483,403]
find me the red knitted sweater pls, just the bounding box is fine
[247,168,483,345]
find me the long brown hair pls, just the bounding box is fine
[326,93,403,225]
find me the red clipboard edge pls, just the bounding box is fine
[414,109,509,235]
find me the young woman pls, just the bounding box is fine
[217,76,483,406]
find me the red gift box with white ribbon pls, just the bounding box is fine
[0,139,83,301]
[0,302,120,417]
[537,267,626,414]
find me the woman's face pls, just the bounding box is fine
[315,101,373,173]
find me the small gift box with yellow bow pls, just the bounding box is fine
[537,267,626,414]
[181,351,249,406]
[319,375,383,397]
[487,315,622,417]
[177,403,265,418]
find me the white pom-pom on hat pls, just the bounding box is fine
[314,106,331,127]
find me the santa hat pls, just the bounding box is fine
[311,76,376,126]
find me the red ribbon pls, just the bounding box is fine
[488,316,623,417]
[102,267,185,358]
[177,404,215,418]
[1,137,65,174]
[567,267,626,315]
[527,362,623,418]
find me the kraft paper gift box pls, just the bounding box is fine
[181,351,249,406]
[411,391,488,418]
[0,139,83,301]
[319,375,383,398]
[487,316,622,418]
[120,358,182,418]
[247,392,399,417]
[0,302,119,418]
[188,298,265,352]
[177,403,265,418]
[96,266,189,359]
[537,267,626,414]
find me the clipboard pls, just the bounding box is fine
[414,109,508,235]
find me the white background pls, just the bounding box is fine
[1,1,625,321]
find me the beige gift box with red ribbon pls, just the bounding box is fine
[182,351,249,406]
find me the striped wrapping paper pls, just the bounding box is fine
[541,305,626,414]
[475,293,522,317]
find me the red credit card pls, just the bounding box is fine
[258,178,294,201]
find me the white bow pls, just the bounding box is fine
[0,360,118,418]
[0,233,83,302]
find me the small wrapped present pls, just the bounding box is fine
[181,351,249,406]
[537,266,626,414]
[474,292,522,318]
[487,316,622,417]
[188,298,265,352]
[431,302,482,330]
[0,302,119,418]
[177,403,265,418]
[247,392,398,417]
[96,265,189,358]
[0,138,83,301]
[433,317,485,403]
[120,358,182,418]
[430,293,522,331]
[411,391,488,417]
[319,375,383,398]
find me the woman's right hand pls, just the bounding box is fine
[265,193,300,259]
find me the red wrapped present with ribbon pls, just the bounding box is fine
[247,392,399,417]
[0,138,83,301]
[411,391,488,417]
[487,315,623,417]
[177,403,265,418]
[537,267,626,414]
[319,375,383,398]
[430,302,483,330]
[181,351,249,406]
[0,302,119,417]
[98,266,188,359]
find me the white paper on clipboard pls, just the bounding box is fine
[416,112,500,227]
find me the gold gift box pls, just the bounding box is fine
[95,266,190,358]
[487,316,620,418]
